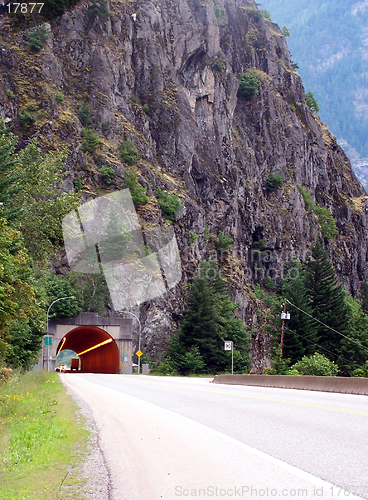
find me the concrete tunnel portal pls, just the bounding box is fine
[56,326,120,374]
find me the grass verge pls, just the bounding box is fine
[0,371,90,500]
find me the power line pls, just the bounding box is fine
[288,328,356,366]
[286,299,368,354]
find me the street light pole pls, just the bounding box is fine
[46,296,75,371]
[120,311,142,374]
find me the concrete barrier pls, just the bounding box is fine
[211,374,368,395]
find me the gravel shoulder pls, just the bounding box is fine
[60,373,111,500]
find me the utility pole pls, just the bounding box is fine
[280,298,287,360]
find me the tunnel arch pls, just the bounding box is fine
[56,325,119,374]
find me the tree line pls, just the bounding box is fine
[157,239,368,377]
[157,262,252,375]
[0,119,80,370]
[265,240,368,376]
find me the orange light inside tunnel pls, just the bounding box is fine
[77,338,113,356]
[56,326,120,373]
[56,337,66,356]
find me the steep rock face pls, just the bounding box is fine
[1,0,368,369]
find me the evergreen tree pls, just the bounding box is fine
[265,292,303,371]
[359,279,368,315]
[163,332,186,373]
[211,273,251,372]
[338,297,368,375]
[268,248,368,375]
[179,276,221,371]
[183,346,205,375]
[176,264,251,374]
[305,91,319,113]
[279,263,319,363]
[304,239,350,364]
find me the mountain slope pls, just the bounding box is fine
[259,0,368,189]
[1,0,368,368]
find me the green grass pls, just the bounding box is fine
[0,371,90,500]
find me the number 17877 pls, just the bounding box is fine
[7,3,44,13]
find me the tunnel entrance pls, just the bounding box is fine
[56,326,120,374]
[38,312,133,373]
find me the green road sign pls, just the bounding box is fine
[45,336,52,346]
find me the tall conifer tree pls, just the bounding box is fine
[177,265,251,373]
[304,239,349,362]
[280,263,319,364]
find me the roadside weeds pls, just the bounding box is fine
[0,370,94,500]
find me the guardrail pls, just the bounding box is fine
[211,374,368,395]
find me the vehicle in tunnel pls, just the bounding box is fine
[70,358,80,370]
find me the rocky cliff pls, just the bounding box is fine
[1,0,368,370]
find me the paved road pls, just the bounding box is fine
[62,374,368,500]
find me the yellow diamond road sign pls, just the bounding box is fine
[136,350,143,357]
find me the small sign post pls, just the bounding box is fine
[136,350,143,375]
[224,341,234,375]
[44,336,52,372]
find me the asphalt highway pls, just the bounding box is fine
[62,374,368,500]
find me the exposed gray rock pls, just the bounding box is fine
[1,0,368,370]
